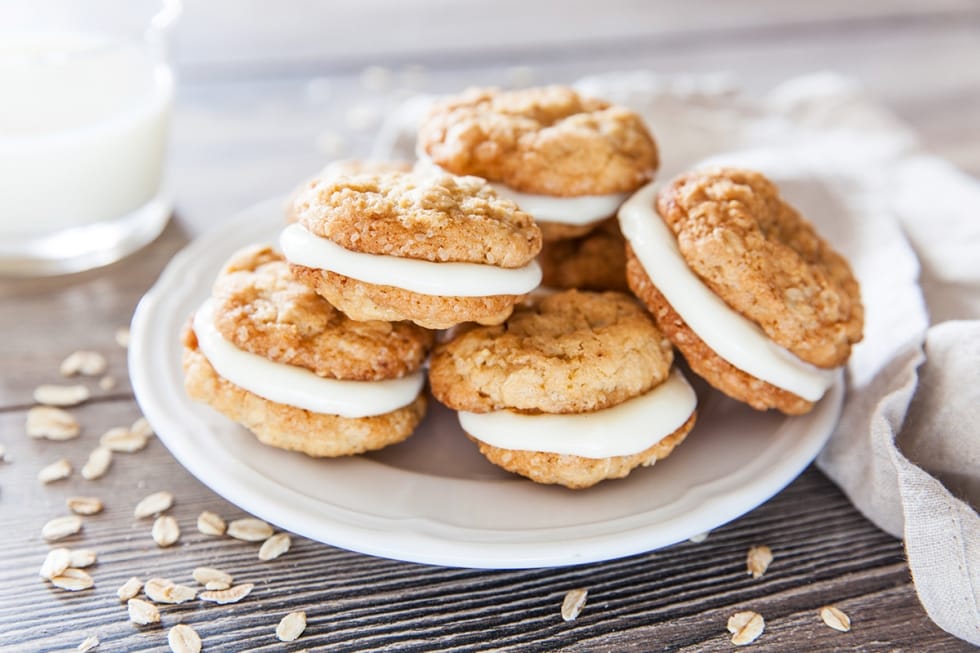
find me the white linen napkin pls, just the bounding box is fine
[374,72,980,644]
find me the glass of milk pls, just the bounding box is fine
[0,0,181,275]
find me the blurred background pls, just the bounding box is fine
[164,0,978,228]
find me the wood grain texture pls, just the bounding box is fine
[2,2,978,650]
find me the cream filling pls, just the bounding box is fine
[618,183,837,401]
[417,156,628,226]
[280,223,541,297]
[192,299,424,418]
[458,369,697,459]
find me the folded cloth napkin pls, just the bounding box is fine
[374,72,980,644]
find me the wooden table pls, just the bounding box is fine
[2,3,978,651]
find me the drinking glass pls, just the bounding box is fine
[0,0,181,275]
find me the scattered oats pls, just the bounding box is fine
[360,65,392,92]
[114,327,130,348]
[34,384,90,407]
[67,496,104,516]
[60,350,107,377]
[127,598,159,625]
[50,568,94,591]
[77,634,99,651]
[199,583,254,604]
[506,65,535,88]
[276,611,307,642]
[42,515,82,541]
[145,577,196,604]
[746,545,773,579]
[98,375,116,391]
[130,416,154,439]
[100,426,148,453]
[315,129,346,157]
[689,531,710,543]
[26,406,80,440]
[560,588,588,622]
[81,447,112,480]
[192,567,233,590]
[227,517,273,542]
[151,515,180,547]
[38,457,72,483]
[196,511,226,536]
[345,103,381,132]
[39,548,71,579]
[68,548,97,568]
[258,532,291,561]
[134,490,174,518]
[168,624,202,653]
[117,576,143,602]
[728,610,765,646]
[819,605,851,632]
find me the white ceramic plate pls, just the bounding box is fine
[130,198,843,569]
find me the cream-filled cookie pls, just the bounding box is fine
[182,245,433,457]
[619,167,863,414]
[429,290,697,489]
[283,170,543,329]
[417,85,659,241]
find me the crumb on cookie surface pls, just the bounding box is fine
[291,170,541,268]
[418,86,659,196]
[211,245,433,381]
[656,167,863,368]
[429,289,673,414]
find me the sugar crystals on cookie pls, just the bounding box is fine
[619,167,864,414]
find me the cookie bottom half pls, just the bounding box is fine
[290,264,522,330]
[539,218,629,292]
[625,247,814,415]
[183,345,426,457]
[470,411,696,489]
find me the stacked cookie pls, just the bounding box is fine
[182,84,864,490]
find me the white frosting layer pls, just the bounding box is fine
[280,223,542,297]
[487,183,629,226]
[192,299,423,418]
[416,155,628,226]
[458,369,697,459]
[618,183,837,401]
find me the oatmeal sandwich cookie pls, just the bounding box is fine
[417,85,659,242]
[429,290,697,489]
[619,167,864,415]
[282,170,543,330]
[182,245,434,457]
[538,217,630,292]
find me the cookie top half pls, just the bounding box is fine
[418,86,659,196]
[210,245,434,381]
[656,168,863,367]
[429,289,674,414]
[290,171,541,268]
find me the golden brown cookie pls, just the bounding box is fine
[621,167,863,415]
[213,245,433,381]
[538,218,630,292]
[285,160,411,223]
[429,289,696,489]
[182,245,430,457]
[284,170,543,329]
[430,290,673,414]
[656,168,863,368]
[183,333,425,457]
[473,413,696,489]
[418,86,658,196]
